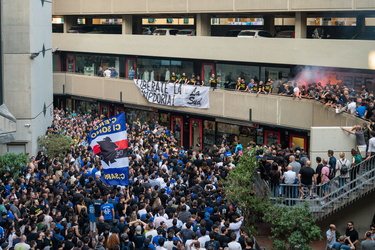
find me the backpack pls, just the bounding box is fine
[340,160,348,175]
[205,240,218,250]
[121,241,132,250]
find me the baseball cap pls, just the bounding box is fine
[135,225,142,234]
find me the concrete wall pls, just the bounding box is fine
[53,73,363,131]
[310,127,357,168]
[52,33,375,71]
[1,0,54,155]
[52,0,375,14]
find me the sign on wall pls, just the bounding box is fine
[134,79,210,109]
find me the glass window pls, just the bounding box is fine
[203,120,215,148]
[75,54,120,77]
[217,123,240,145]
[260,66,290,83]
[216,64,259,90]
[137,58,193,82]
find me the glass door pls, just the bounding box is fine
[264,130,280,146]
[126,57,137,80]
[201,63,215,85]
[171,116,184,148]
[190,119,203,150]
[100,104,111,118]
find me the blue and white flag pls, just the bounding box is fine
[88,113,129,186]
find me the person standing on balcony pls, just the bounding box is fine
[340,125,367,158]
[128,66,135,80]
[97,67,103,77]
[104,67,111,78]
[209,74,218,91]
[110,67,118,78]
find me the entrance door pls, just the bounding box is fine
[264,130,281,146]
[100,104,111,118]
[114,106,125,115]
[126,58,137,79]
[201,63,215,84]
[171,116,183,148]
[289,134,307,150]
[190,119,203,150]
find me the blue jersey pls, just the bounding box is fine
[100,203,114,220]
[89,205,96,223]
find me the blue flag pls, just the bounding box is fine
[88,113,129,186]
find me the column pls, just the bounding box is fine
[122,15,133,35]
[132,15,143,35]
[295,12,307,38]
[85,18,93,26]
[263,15,275,36]
[356,14,366,33]
[63,15,77,33]
[196,14,211,36]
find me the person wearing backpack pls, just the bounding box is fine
[332,235,355,249]
[204,232,220,250]
[336,152,351,190]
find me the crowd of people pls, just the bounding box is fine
[0,109,258,250]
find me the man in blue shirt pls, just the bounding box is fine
[100,197,115,224]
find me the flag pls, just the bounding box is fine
[88,113,129,186]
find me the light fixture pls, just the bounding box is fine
[30,52,40,59]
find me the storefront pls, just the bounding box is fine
[54,95,309,151]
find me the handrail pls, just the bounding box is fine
[264,155,375,220]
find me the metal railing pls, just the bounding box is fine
[264,155,375,220]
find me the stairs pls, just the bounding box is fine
[259,155,375,221]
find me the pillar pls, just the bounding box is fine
[122,15,133,35]
[295,12,307,38]
[356,14,366,33]
[85,17,93,26]
[196,14,211,36]
[263,15,275,36]
[132,15,142,35]
[63,15,77,33]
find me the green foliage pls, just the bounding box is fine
[37,134,74,157]
[0,153,30,178]
[263,203,322,250]
[222,148,271,235]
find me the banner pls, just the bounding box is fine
[134,79,210,109]
[88,113,129,186]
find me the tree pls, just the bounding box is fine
[263,203,322,250]
[221,148,271,235]
[0,153,30,178]
[37,134,74,157]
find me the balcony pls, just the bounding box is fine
[53,0,375,15]
[53,73,362,131]
[52,33,375,70]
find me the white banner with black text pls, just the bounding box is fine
[133,79,210,109]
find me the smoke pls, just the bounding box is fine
[292,66,331,87]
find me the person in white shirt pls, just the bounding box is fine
[197,228,210,247]
[227,233,241,250]
[145,223,158,242]
[185,232,198,250]
[104,68,111,78]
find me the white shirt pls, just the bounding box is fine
[336,158,351,178]
[198,235,210,247]
[283,170,297,184]
[348,102,357,114]
[228,241,241,250]
[145,229,158,242]
[104,69,111,78]
[368,137,375,153]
